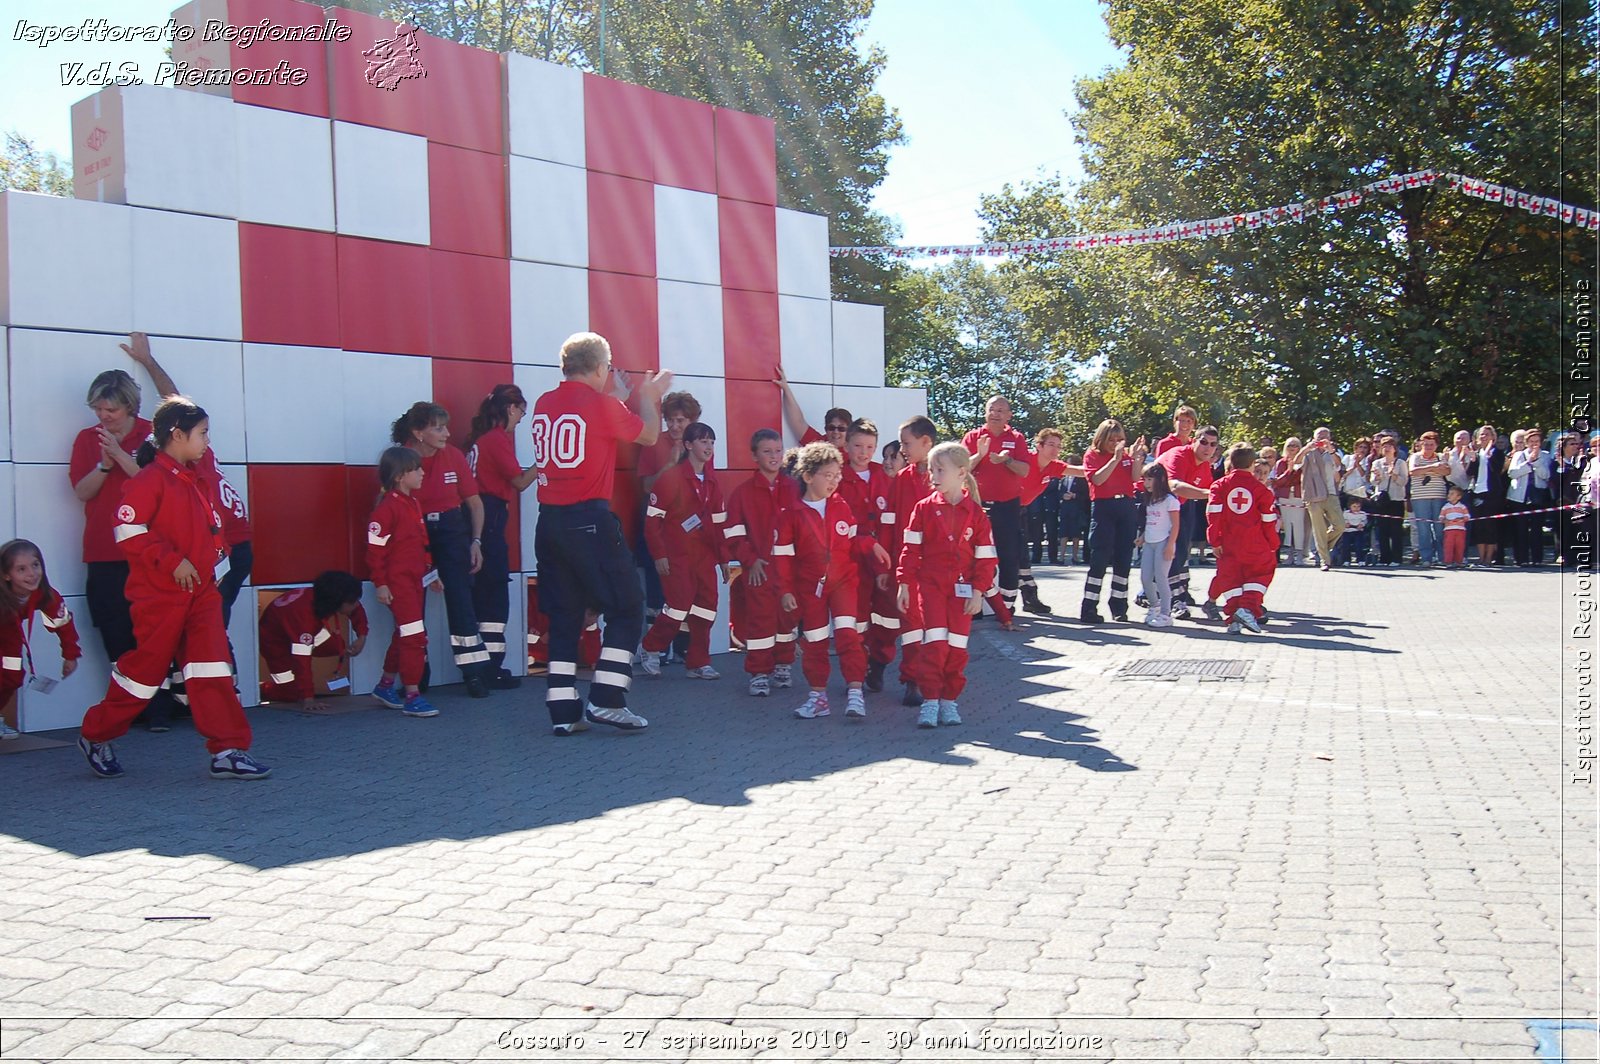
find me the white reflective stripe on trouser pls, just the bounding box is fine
[548,661,577,676]
[870,613,901,630]
[775,631,796,643]
[900,629,924,645]
[922,627,949,644]
[482,641,507,653]
[182,661,233,681]
[269,670,295,684]
[948,632,969,649]
[745,636,776,651]
[1215,587,1241,604]
[661,606,689,622]
[480,623,507,634]
[546,686,578,702]
[1,656,22,671]
[1242,582,1269,593]
[599,647,632,664]
[454,650,491,664]
[803,626,831,642]
[833,615,857,633]
[398,620,426,637]
[689,606,717,621]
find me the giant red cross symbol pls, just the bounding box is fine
[1227,487,1254,514]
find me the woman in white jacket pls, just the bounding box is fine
[1506,429,1552,566]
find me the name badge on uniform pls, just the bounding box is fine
[954,583,974,599]
[213,554,231,586]
[28,675,60,694]
[422,569,441,588]
[326,676,351,692]
[681,513,703,533]
[815,580,826,598]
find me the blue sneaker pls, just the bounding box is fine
[402,694,439,718]
[371,681,404,709]
[78,736,124,778]
[210,748,271,780]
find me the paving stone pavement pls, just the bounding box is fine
[0,564,1593,1062]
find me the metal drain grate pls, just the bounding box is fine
[1117,658,1252,680]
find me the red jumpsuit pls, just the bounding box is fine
[880,461,934,679]
[258,589,369,702]
[1,587,82,714]
[525,603,601,669]
[1207,469,1280,622]
[724,470,801,675]
[897,490,999,700]
[641,460,729,668]
[81,453,250,755]
[836,462,898,659]
[368,489,431,687]
[773,494,871,689]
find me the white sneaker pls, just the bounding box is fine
[0,719,20,741]
[638,650,662,677]
[1226,619,1244,634]
[748,673,770,697]
[552,718,591,737]
[1144,609,1162,626]
[916,700,939,728]
[793,692,829,719]
[845,689,866,718]
[584,703,649,730]
[1237,610,1263,634]
[937,699,962,726]
[686,664,721,680]
[772,663,793,688]
[1149,613,1173,628]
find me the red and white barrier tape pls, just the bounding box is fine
[832,169,1597,258]
[1355,502,1589,524]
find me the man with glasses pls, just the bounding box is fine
[1149,427,1220,618]
[775,366,851,454]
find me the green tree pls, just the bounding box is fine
[0,132,72,196]
[979,0,1596,439]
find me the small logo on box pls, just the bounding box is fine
[86,126,107,150]
[364,23,426,91]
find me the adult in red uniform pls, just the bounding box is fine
[834,420,896,691]
[775,366,851,452]
[724,429,800,696]
[962,397,1034,616]
[78,397,269,780]
[466,385,539,688]
[1154,404,1199,457]
[1207,443,1279,633]
[883,416,939,706]
[639,423,729,678]
[897,443,999,729]
[774,442,871,719]
[532,332,671,735]
[1080,418,1148,623]
[0,540,82,738]
[258,571,367,711]
[393,402,491,696]
[1150,426,1220,617]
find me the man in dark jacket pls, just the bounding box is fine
[1465,424,1509,566]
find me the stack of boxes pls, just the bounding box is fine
[0,0,924,731]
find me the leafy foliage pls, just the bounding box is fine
[0,132,72,197]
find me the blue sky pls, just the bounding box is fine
[0,0,1123,248]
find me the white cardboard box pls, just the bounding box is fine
[508,156,588,267]
[776,208,830,299]
[332,121,430,245]
[236,104,335,231]
[510,261,587,368]
[657,280,725,379]
[72,84,240,219]
[0,192,133,334]
[654,186,720,286]
[505,53,586,168]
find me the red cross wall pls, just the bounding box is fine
[0,0,926,731]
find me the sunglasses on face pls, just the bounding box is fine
[827,423,850,432]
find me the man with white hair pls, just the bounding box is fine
[1291,427,1345,570]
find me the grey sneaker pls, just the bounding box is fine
[585,704,649,730]
[748,673,770,697]
[771,663,793,688]
[686,664,721,680]
[0,719,20,741]
[938,699,962,726]
[1226,619,1244,634]
[916,700,939,728]
[845,689,866,719]
[638,650,662,677]
[1237,610,1263,634]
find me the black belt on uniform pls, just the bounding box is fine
[1097,494,1132,500]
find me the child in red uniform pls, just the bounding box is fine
[834,419,896,692]
[897,443,998,728]
[392,403,490,697]
[259,570,367,711]
[775,442,872,719]
[78,397,269,780]
[724,429,800,696]
[639,423,729,679]
[1207,443,1279,634]
[465,385,538,689]
[368,447,442,717]
[884,416,938,707]
[0,540,81,740]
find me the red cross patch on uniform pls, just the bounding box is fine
[1228,487,1254,514]
[117,504,136,523]
[368,521,381,536]
[835,520,851,536]
[299,633,314,645]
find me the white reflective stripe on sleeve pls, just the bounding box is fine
[1,656,21,671]
[546,686,579,702]
[548,661,577,676]
[745,636,776,651]
[312,628,332,647]
[949,631,969,649]
[397,620,426,637]
[661,606,689,622]
[870,613,901,630]
[879,512,895,523]
[599,646,633,664]
[368,531,390,545]
[712,512,727,524]
[847,525,858,536]
[1205,505,1223,513]
[114,523,149,542]
[832,615,857,633]
[41,609,71,629]
[900,629,924,645]
[290,643,314,656]
[922,627,950,644]
[689,605,717,621]
[479,623,507,634]
[526,632,542,644]
[268,670,296,684]
[902,530,923,544]
[723,523,748,538]
[181,661,233,680]
[1262,513,1278,522]
[771,544,795,556]
[803,625,831,642]
[974,545,998,559]
[645,506,667,518]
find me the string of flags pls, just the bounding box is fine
[830,169,1598,259]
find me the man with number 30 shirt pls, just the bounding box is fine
[531,332,672,737]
